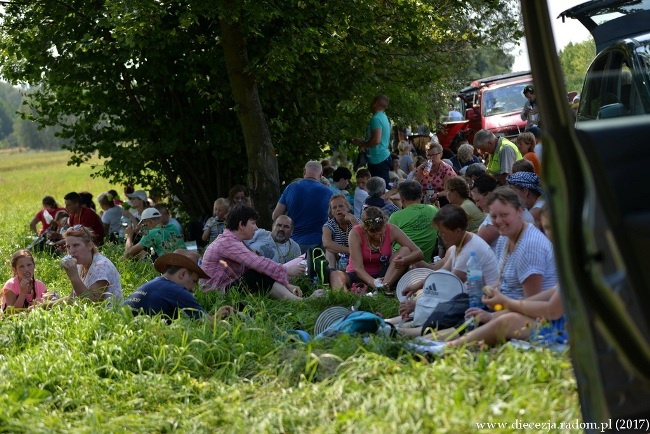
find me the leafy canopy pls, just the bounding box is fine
[0,0,522,219]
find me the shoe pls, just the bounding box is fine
[406,341,447,356]
[413,337,445,346]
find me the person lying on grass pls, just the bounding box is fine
[422,206,567,348]
[123,249,233,325]
[200,204,324,300]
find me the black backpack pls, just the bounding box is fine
[306,246,330,284]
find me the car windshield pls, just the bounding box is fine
[577,38,650,121]
[481,82,531,117]
[573,0,650,26]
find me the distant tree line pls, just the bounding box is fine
[0,82,72,150]
[559,39,596,94]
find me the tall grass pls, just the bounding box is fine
[0,150,580,433]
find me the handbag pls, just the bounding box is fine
[306,246,330,284]
[421,293,470,334]
[353,151,369,171]
[412,270,464,326]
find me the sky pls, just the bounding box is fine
[511,0,592,72]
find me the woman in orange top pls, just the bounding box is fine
[516,132,541,175]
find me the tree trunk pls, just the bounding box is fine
[219,15,280,228]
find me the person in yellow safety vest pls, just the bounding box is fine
[472,130,523,185]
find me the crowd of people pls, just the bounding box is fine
[5,93,564,354]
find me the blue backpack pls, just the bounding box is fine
[314,309,393,339]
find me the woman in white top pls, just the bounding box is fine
[61,225,122,301]
[395,205,499,334]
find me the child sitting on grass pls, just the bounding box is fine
[2,249,47,310]
[202,198,230,245]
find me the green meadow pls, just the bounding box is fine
[0,150,580,433]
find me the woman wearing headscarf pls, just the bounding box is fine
[506,171,545,230]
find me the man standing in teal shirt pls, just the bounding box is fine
[353,94,391,186]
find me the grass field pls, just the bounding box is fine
[0,150,581,433]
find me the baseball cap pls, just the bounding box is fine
[140,207,162,221]
[126,190,148,201]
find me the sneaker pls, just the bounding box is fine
[413,337,445,346]
[406,341,447,356]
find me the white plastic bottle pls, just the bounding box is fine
[466,251,484,330]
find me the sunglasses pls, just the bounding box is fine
[364,216,384,227]
[70,224,92,237]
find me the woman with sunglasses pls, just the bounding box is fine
[61,225,122,301]
[329,206,423,292]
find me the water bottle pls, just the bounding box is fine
[118,216,130,243]
[424,159,432,175]
[466,251,484,330]
[338,254,349,271]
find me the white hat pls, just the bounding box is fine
[126,190,148,201]
[140,207,162,221]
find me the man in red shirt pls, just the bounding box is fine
[63,192,105,245]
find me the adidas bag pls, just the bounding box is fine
[412,270,464,326]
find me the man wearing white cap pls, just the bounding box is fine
[123,249,233,323]
[124,208,186,259]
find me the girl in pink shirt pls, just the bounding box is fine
[2,249,47,310]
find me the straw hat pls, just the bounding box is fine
[313,306,352,336]
[396,268,435,302]
[154,249,210,279]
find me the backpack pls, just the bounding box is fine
[421,292,470,334]
[306,246,330,284]
[314,308,393,339]
[412,270,465,326]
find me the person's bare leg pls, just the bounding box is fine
[383,246,411,287]
[421,326,459,341]
[398,326,424,337]
[269,282,301,300]
[446,312,534,346]
[325,250,337,269]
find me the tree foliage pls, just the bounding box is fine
[0,82,70,150]
[0,0,522,222]
[464,46,516,81]
[559,38,596,94]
